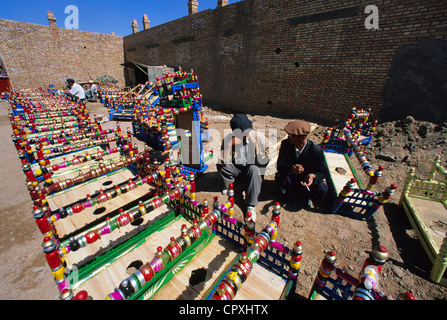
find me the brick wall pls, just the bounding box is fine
[123,0,447,124]
[0,18,125,90]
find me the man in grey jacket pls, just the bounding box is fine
[218,114,270,222]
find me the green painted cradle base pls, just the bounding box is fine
[134,224,216,300]
[200,252,294,301]
[66,208,235,300]
[399,156,447,287]
[67,211,182,293]
[66,200,296,300]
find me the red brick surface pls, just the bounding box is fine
[123,0,447,124]
[1,0,446,124]
[0,18,125,90]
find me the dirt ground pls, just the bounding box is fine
[0,100,446,300]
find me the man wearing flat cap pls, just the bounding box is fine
[275,119,328,209]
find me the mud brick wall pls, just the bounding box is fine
[124,0,447,124]
[0,18,125,90]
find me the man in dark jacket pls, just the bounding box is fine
[275,119,328,209]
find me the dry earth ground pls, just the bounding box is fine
[0,100,446,301]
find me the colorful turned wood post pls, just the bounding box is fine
[12,136,23,152]
[227,183,234,218]
[430,234,447,284]
[210,217,280,300]
[428,155,441,180]
[29,185,48,208]
[233,252,253,284]
[366,166,384,190]
[34,146,122,182]
[33,205,55,239]
[352,265,380,300]
[399,167,415,207]
[353,245,389,300]
[243,212,256,250]
[309,251,337,298]
[201,198,209,219]
[42,166,54,186]
[270,202,281,242]
[372,184,397,210]
[361,245,389,274]
[189,172,196,202]
[212,195,219,211]
[161,121,172,156]
[288,240,303,296]
[36,144,45,166]
[322,127,331,144]
[42,236,67,291]
[23,163,38,186]
[331,178,357,213]
[398,292,416,300]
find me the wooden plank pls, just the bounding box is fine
[234,264,287,300]
[176,111,201,169]
[152,237,240,300]
[72,215,188,299]
[324,152,356,194]
[43,146,103,164]
[53,184,153,238]
[30,146,103,170]
[51,153,121,180]
[407,196,447,250]
[47,169,135,210]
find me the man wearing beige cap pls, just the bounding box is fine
[275,119,328,209]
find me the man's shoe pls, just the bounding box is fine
[303,199,312,210]
[247,206,257,222]
[278,194,288,208]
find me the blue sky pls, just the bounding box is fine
[1,0,242,36]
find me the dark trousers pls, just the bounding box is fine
[275,171,328,204]
[217,163,262,207]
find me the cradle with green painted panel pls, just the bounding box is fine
[399,155,447,286]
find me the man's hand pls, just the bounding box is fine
[291,164,304,175]
[300,174,315,188]
[231,136,243,146]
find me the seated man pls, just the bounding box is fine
[65,78,86,102]
[275,119,328,209]
[217,114,270,222]
[85,80,98,102]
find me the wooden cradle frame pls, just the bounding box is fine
[64,197,300,300]
[323,150,395,221]
[399,155,447,286]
